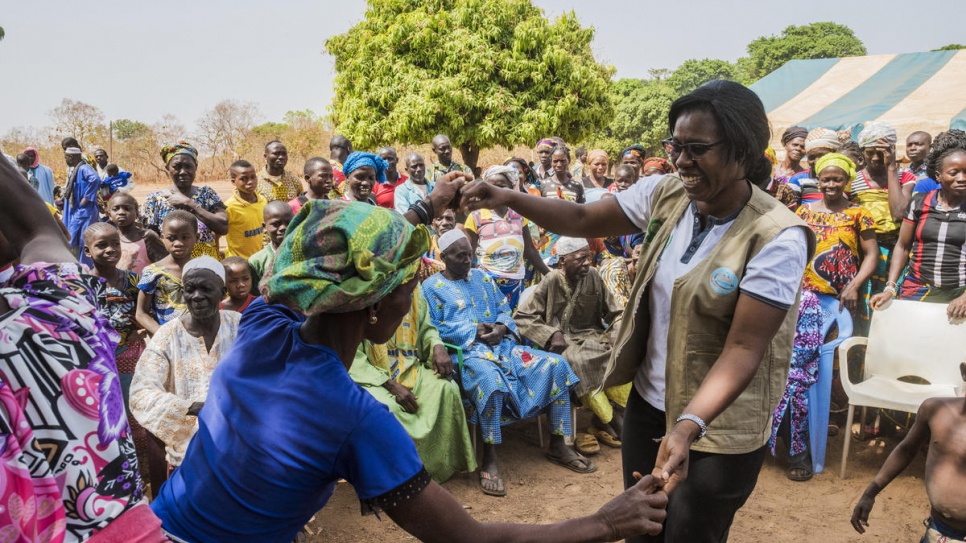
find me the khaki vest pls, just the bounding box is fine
[602,175,815,454]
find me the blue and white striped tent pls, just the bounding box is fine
[750,50,966,155]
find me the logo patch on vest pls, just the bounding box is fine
[709,267,738,295]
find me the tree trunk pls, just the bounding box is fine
[458,142,480,177]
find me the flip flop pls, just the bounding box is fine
[546,451,597,474]
[787,452,813,482]
[479,470,506,497]
[575,432,600,456]
[589,426,621,449]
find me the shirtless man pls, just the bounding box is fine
[851,362,966,542]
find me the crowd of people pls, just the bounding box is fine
[1,77,965,543]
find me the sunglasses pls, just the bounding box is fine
[661,139,724,159]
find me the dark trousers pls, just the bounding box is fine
[622,388,766,543]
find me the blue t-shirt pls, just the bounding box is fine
[914,177,940,193]
[151,298,425,543]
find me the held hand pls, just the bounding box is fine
[166,191,195,211]
[947,293,966,320]
[432,344,454,378]
[839,282,860,312]
[850,494,875,534]
[594,472,668,540]
[548,331,569,354]
[479,323,507,346]
[476,322,492,341]
[651,421,699,495]
[460,179,512,212]
[428,172,472,213]
[186,402,205,417]
[869,292,893,311]
[386,381,419,413]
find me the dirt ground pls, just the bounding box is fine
[130,180,931,542]
[308,411,930,543]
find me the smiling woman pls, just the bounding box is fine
[140,141,229,258]
[460,80,816,543]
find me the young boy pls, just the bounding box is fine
[220,256,257,312]
[224,160,267,259]
[248,200,294,294]
[851,362,966,542]
[289,157,332,214]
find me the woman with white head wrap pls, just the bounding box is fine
[787,128,844,205]
[850,121,918,334]
[464,165,551,308]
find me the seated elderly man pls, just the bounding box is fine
[130,256,241,467]
[349,279,478,484]
[422,229,593,498]
[516,237,629,454]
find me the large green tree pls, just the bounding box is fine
[584,78,674,157]
[326,0,614,170]
[744,22,866,82]
[934,44,965,51]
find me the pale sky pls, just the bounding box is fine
[1,0,962,134]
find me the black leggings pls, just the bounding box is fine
[622,388,765,543]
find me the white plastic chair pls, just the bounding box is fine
[837,299,966,478]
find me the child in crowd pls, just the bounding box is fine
[290,157,332,214]
[611,164,638,193]
[109,192,167,274]
[136,210,197,334]
[220,256,257,312]
[248,201,294,293]
[851,363,966,542]
[224,160,267,259]
[82,221,151,485]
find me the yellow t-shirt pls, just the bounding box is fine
[225,190,267,259]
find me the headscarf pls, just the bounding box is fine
[858,122,897,148]
[343,151,388,183]
[641,157,673,175]
[482,165,520,191]
[815,153,857,182]
[535,138,557,151]
[23,147,40,168]
[183,255,226,284]
[804,128,842,152]
[621,144,647,162]
[437,229,469,253]
[504,157,537,188]
[587,149,609,164]
[160,140,199,165]
[781,126,808,146]
[263,199,430,315]
[556,237,589,256]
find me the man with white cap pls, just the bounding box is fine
[516,237,628,455]
[62,146,102,265]
[130,256,241,467]
[423,230,591,497]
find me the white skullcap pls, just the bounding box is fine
[65,147,83,155]
[438,229,470,253]
[182,255,226,284]
[556,237,589,256]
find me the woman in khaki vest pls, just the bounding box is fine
[461,80,814,543]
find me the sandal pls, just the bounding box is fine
[787,451,813,482]
[479,470,506,497]
[546,451,597,474]
[589,426,621,448]
[575,432,600,456]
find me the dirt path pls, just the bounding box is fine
[308,414,930,542]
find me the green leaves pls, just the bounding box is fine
[326,0,613,169]
[744,22,866,82]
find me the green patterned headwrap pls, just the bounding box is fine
[262,200,430,315]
